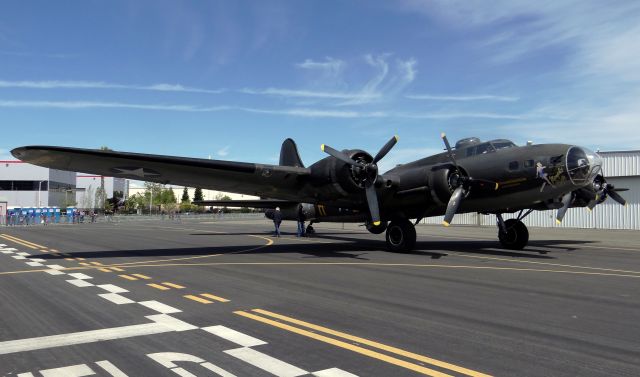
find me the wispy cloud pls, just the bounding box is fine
[239,87,379,100]
[295,57,345,75]
[0,80,224,94]
[0,99,528,120]
[405,94,518,102]
[217,146,230,157]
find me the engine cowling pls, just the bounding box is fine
[428,165,463,205]
[310,149,374,196]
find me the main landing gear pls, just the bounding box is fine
[496,210,533,250]
[385,219,416,252]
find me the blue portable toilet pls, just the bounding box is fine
[66,207,75,223]
[54,208,61,223]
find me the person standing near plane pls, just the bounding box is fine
[296,204,305,237]
[273,207,282,237]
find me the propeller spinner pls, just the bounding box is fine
[321,135,399,225]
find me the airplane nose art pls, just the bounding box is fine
[567,146,600,186]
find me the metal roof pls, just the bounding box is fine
[599,150,640,177]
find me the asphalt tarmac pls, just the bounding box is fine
[1,218,639,377]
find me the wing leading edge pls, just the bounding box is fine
[11,146,312,201]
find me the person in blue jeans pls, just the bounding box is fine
[296,204,306,237]
[273,207,282,237]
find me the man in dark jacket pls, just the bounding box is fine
[273,207,282,237]
[296,204,306,237]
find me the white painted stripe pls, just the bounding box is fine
[313,368,360,377]
[12,255,26,260]
[26,261,44,267]
[45,269,66,276]
[30,258,46,262]
[1,247,17,250]
[0,319,182,355]
[1,250,14,254]
[202,325,267,347]
[0,244,6,246]
[47,264,65,270]
[68,273,92,280]
[224,347,308,377]
[146,314,198,332]
[17,252,31,256]
[67,279,95,288]
[200,362,238,377]
[97,284,129,294]
[95,360,130,377]
[40,364,94,377]
[17,373,36,377]
[138,300,181,314]
[98,293,135,305]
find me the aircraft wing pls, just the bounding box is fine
[11,146,312,201]
[193,199,297,208]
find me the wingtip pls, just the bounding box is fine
[442,221,450,227]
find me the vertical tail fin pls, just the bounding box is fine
[279,138,305,167]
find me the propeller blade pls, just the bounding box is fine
[365,185,381,225]
[373,135,399,164]
[556,192,574,224]
[441,132,460,172]
[321,144,360,166]
[608,189,627,206]
[443,186,465,226]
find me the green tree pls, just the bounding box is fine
[181,187,190,203]
[194,187,203,202]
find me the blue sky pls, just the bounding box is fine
[1,1,639,172]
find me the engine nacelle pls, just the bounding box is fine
[309,149,373,196]
[428,164,461,205]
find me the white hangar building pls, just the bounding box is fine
[423,150,640,230]
[0,160,76,207]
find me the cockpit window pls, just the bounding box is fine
[491,141,515,150]
[476,143,494,154]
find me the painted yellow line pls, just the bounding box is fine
[78,262,91,266]
[147,283,170,291]
[235,311,458,377]
[50,249,59,252]
[99,268,113,273]
[119,274,138,281]
[40,249,49,253]
[0,235,39,249]
[200,293,230,302]
[90,262,104,266]
[131,274,151,280]
[76,258,86,261]
[161,282,185,289]
[111,267,125,272]
[456,254,640,276]
[184,295,213,304]
[253,309,490,377]
[103,262,640,279]
[65,258,74,261]
[1,234,46,248]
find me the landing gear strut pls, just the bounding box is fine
[385,219,416,252]
[496,210,531,250]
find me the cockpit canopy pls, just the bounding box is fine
[456,138,516,157]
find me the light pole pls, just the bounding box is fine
[149,186,153,215]
[37,180,46,207]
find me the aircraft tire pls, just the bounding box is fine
[385,219,416,252]
[366,221,387,234]
[498,219,529,250]
[306,225,315,235]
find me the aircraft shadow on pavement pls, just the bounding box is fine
[30,231,596,262]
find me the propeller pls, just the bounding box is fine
[556,192,574,224]
[321,135,399,225]
[440,133,499,226]
[587,181,627,210]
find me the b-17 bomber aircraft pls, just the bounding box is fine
[11,134,628,252]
